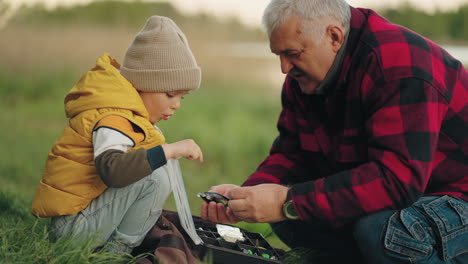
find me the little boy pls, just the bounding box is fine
[31,16,203,253]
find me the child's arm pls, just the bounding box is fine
[93,124,165,187]
[93,115,202,188]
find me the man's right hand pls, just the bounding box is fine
[200,184,240,223]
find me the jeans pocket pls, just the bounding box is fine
[422,195,468,261]
[384,211,433,258]
[448,198,468,225]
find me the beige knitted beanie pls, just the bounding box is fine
[120,16,201,92]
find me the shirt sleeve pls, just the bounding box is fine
[244,76,449,228]
[243,79,314,187]
[291,78,448,227]
[93,126,134,159]
[93,115,167,187]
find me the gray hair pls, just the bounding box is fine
[262,0,351,43]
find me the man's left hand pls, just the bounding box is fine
[227,184,289,223]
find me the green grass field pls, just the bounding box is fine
[0,65,290,263]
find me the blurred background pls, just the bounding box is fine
[0,0,467,262]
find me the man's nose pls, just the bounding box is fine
[280,55,293,74]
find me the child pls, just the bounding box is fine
[31,16,203,253]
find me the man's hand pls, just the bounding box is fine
[200,184,240,224]
[162,139,203,162]
[227,184,289,223]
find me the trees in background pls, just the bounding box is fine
[380,3,468,44]
[0,0,14,29]
[6,1,468,44]
[7,1,265,42]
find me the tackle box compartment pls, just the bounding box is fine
[195,224,283,264]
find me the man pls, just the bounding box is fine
[201,0,468,263]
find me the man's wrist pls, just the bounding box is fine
[282,188,299,220]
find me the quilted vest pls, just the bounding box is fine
[32,54,165,217]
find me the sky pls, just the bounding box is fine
[6,0,468,26]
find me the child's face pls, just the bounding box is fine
[139,90,189,124]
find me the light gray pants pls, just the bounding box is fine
[49,165,172,253]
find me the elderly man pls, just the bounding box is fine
[202,0,468,263]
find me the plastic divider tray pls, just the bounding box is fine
[195,224,283,264]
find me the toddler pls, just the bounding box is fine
[31,16,203,253]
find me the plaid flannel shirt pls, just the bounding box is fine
[243,7,468,227]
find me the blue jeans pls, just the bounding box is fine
[354,195,468,264]
[272,196,468,264]
[271,214,364,263]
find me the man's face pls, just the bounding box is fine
[270,17,338,94]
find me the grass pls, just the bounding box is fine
[0,193,142,263]
[0,66,290,262]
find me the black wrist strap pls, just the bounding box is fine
[286,188,292,201]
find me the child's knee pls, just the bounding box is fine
[149,167,171,196]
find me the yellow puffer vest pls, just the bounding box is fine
[32,54,165,217]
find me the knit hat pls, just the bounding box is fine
[120,16,201,92]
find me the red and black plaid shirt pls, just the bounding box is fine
[243,8,468,227]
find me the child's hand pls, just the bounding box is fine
[162,139,203,162]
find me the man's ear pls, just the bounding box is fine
[327,25,345,53]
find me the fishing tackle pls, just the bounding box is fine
[197,191,230,207]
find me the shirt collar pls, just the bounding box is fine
[312,30,349,95]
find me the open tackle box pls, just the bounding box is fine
[161,161,283,263]
[194,224,283,264]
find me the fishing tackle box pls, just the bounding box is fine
[195,224,283,264]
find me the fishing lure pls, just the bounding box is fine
[197,191,230,207]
